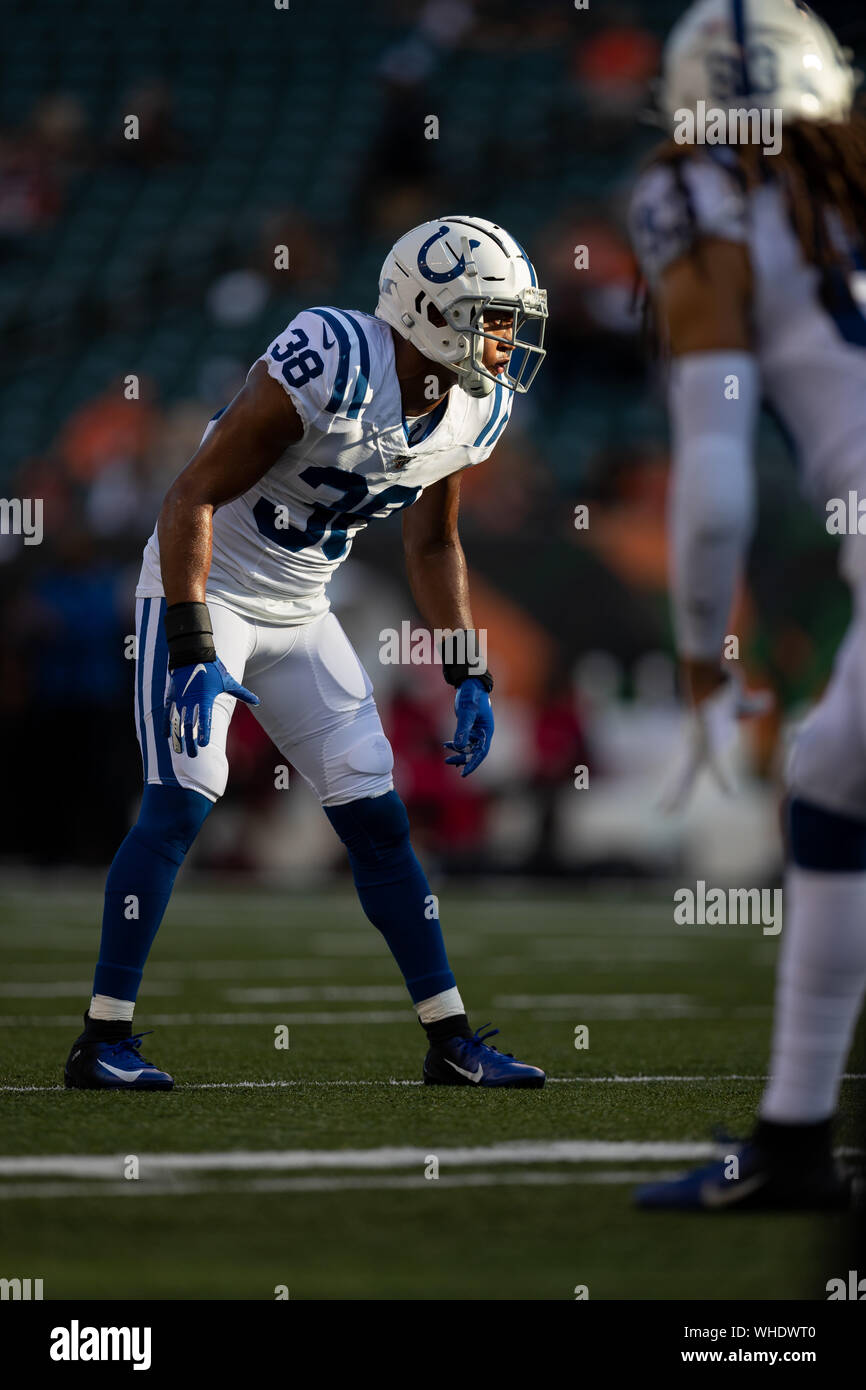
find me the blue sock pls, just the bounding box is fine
[93,784,213,1002]
[324,791,456,1004]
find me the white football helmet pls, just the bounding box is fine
[375,215,547,398]
[660,0,857,128]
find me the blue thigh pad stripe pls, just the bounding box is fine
[788,796,866,871]
[151,597,178,787]
[137,599,153,781]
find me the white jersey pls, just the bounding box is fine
[629,150,866,506]
[138,307,513,621]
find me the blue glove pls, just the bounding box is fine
[444,677,494,778]
[163,658,260,759]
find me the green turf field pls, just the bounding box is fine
[0,879,860,1300]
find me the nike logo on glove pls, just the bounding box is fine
[181,664,208,697]
[97,1059,145,1082]
[445,1059,484,1083]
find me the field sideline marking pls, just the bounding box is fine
[0,1003,776,1027]
[0,983,182,998]
[1,1140,862,1181]
[0,1011,412,1028]
[0,1170,681,1200]
[0,1141,727,1177]
[2,1073,865,1092]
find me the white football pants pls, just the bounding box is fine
[134,595,394,806]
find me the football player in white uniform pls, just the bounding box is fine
[65,216,548,1091]
[628,0,865,1207]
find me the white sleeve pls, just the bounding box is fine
[668,351,759,661]
[255,307,369,434]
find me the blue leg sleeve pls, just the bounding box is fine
[324,791,456,1004]
[92,784,213,1001]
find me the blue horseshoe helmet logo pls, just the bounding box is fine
[417,225,481,283]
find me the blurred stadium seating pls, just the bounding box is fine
[0,0,860,877]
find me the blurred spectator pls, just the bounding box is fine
[253,210,336,294]
[571,13,660,120]
[2,529,139,865]
[524,669,591,874]
[57,378,159,486]
[389,678,489,867]
[0,132,62,254]
[106,81,192,168]
[538,206,644,387]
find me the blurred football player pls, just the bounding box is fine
[628,0,865,1208]
[64,216,548,1091]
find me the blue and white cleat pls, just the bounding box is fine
[423,1024,545,1089]
[65,1027,174,1091]
[635,1138,851,1212]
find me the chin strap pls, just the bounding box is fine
[461,367,496,398]
[459,324,497,398]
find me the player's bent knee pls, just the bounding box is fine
[320,707,395,805]
[786,712,866,824]
[324,789,412,876]
[788,797,866,872]
[132,784,214,865]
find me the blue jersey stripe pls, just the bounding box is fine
[486,398,512,449]
[404,394,449,447]
[732,0,750,96]
[136,599,151,781]
[151,597,178,787]
[334,310,371,418]
[473,382,504,447]
[308,308,353,413]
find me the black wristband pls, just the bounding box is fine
[164,601,217,671]
[444,667,494,692]
[440,629,493,691]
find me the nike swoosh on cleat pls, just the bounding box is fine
[97,1059,146,1082]
[445,1059,484,1083]
[181,663,208,697]
[700,1172,769,1208]
[322,326,335,350]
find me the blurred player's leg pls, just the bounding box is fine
[65,599,253,1090]
[251,612,545,1087]
[758,614,866,1136]
[638,616,866,1208]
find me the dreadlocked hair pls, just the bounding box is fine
[635,112,866,352]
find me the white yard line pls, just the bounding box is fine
[0,1010,412,1028]
[224,987,408,1003]
[0,1140,724,1177]
[0,1001,773,1026]
[0,1170,679,1200]
[0,959,388,978]
[1,1140,861,1184]
[2,1073,864,1092]
[494,993,706,1016]
[0,983,181,998]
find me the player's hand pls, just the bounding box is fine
[659,664,773,812]
[444,677,494,778]
[163,658,260,759]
